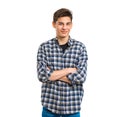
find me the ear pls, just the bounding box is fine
[52,22,56,28]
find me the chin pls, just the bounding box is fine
[60,36,67,38]
[60,34,68,38]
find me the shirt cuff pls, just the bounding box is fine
[47,69,53,82]
[67,73,77,86]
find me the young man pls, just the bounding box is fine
[37,8,88,117]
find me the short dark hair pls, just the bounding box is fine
[53,8,73,23]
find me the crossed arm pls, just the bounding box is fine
[37,44,88,85]
[48,68,77,84]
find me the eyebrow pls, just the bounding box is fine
[58,22,72,24]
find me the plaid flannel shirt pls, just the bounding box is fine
[37,37,88,114]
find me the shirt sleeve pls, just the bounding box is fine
[67,44,88,86]
[37,44,53,83]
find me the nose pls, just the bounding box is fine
[62,24,67,29]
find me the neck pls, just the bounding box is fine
[57,36,69,45]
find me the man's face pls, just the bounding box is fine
[52,16,72,39]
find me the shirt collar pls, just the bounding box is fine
[54,36,74,46]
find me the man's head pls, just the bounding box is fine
[52,8,73,39]
[53,8,73,23]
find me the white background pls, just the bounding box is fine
[0,0,120,117]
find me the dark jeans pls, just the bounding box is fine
[42,107,80,117]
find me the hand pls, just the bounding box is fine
[68,68,77,74]
[59,76,71,84]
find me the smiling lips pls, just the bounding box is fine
[61,31,67,34]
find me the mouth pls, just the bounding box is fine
[61,31,67,34]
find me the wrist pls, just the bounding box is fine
[65,68,72,74]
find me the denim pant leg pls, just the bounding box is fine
[42,107,80,117]
[42,107,59,117]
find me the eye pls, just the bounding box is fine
[58,22,63,26]
[66,22,71,26]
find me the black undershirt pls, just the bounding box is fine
[60,43,68,53]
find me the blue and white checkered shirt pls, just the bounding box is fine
[37,37,88,114]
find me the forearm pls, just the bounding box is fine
[49,68,77,81]
[49,68,70,81]
[67,62,88,85]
